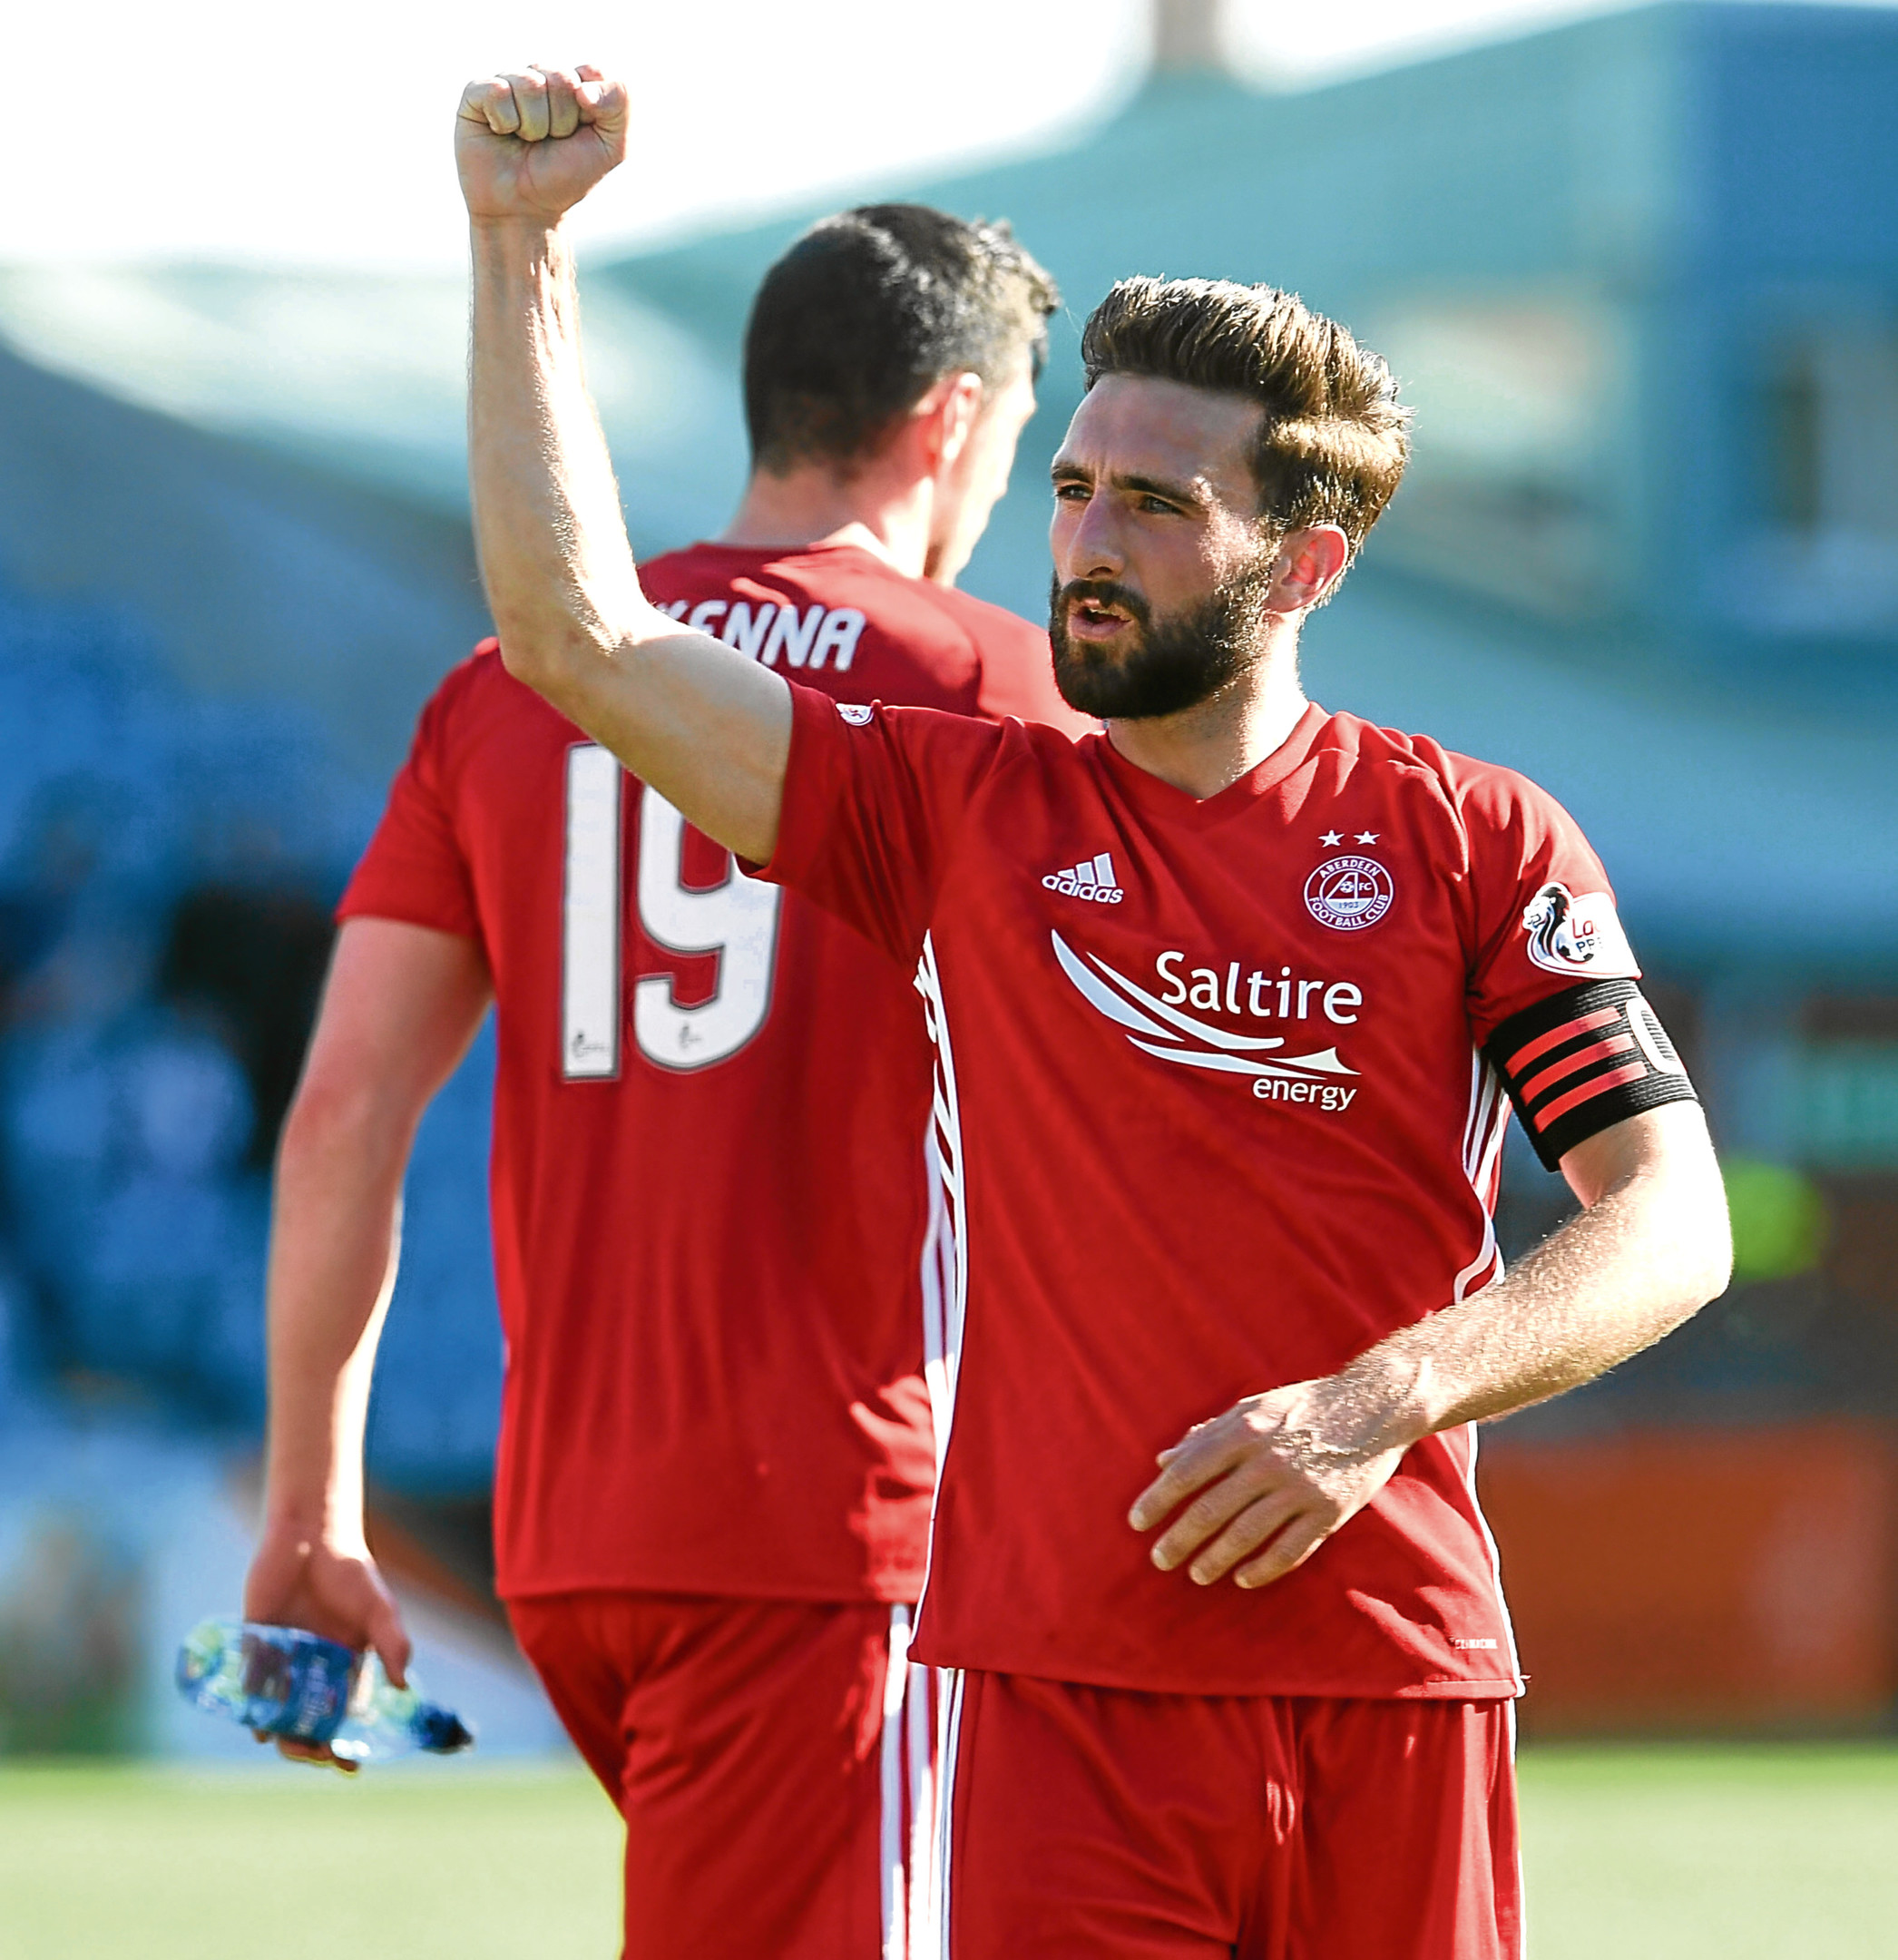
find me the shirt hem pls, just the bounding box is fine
[497,1570,926,1609]
[335,893,482,939]
[906,1648,1524,1700]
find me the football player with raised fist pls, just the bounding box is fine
[455,60,1732,1960]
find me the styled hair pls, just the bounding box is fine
[1080,277,1410,554]
[743,204,1059,475]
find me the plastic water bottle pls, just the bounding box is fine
[175,1618,474,1763]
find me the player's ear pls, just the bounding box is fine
[915,371,985,473]
[1266,524,1350,613]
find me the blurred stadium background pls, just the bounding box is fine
[3,0,1897,1947]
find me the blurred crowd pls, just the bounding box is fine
[0,578,501,1494]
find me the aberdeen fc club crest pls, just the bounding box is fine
[1305,854,1394,932]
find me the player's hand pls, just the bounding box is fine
[455,64,628,225]
[242,1524,413,1770]
[1128,1377,1408,1589]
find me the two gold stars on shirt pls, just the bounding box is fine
[1320,830,1379,847]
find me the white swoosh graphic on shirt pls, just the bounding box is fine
[1129,1041,1357,1079]
[1050,930,1181,1040]
[1051,931,1356,1076]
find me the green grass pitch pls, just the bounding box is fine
[0,1744,1894,1956]
[1518,1743,1898,1958]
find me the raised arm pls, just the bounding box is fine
[1130,1100,1732,1587]
[457,65,792,862]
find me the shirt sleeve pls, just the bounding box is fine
[754,681,1011,965]
[337,677,481,942]
[1457,762,1697,1170]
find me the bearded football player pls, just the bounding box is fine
[457,64,1731,1959]
[244,103,1084,1960]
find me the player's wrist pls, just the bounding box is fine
[259,1479,368,1555]
[1303,1353,1436,1459]
[467,215,579,313]
[467,211,571,253]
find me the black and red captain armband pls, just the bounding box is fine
[1483,978,1697,1171]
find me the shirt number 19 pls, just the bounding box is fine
[562,744,783,1077]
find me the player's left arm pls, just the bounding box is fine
[1130,1098,1731,1589]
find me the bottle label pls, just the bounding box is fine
[240,1626,357,1745]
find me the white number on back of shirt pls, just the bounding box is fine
[562,745,783,1077]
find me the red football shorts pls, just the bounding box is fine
[509,1592,934,1960]
[934,1671,1522,1959]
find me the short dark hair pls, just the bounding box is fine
[1080,278,1410,555]
[743,204,1059,475]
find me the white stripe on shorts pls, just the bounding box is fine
[880,1605,913,1958]
[879,1609,946,1960]
[925,1668,964,1960]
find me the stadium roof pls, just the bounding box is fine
[0,262,742,555]
[0,342,487,775]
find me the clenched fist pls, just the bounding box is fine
[456,64,628,224]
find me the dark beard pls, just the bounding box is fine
[1048,560,1275,720]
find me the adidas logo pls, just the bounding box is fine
[1042,850,1124,904]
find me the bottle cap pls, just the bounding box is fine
[414,1704,476,1754]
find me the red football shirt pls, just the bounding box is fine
[339,542,1087,1603]
[763,688,1647,1697]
